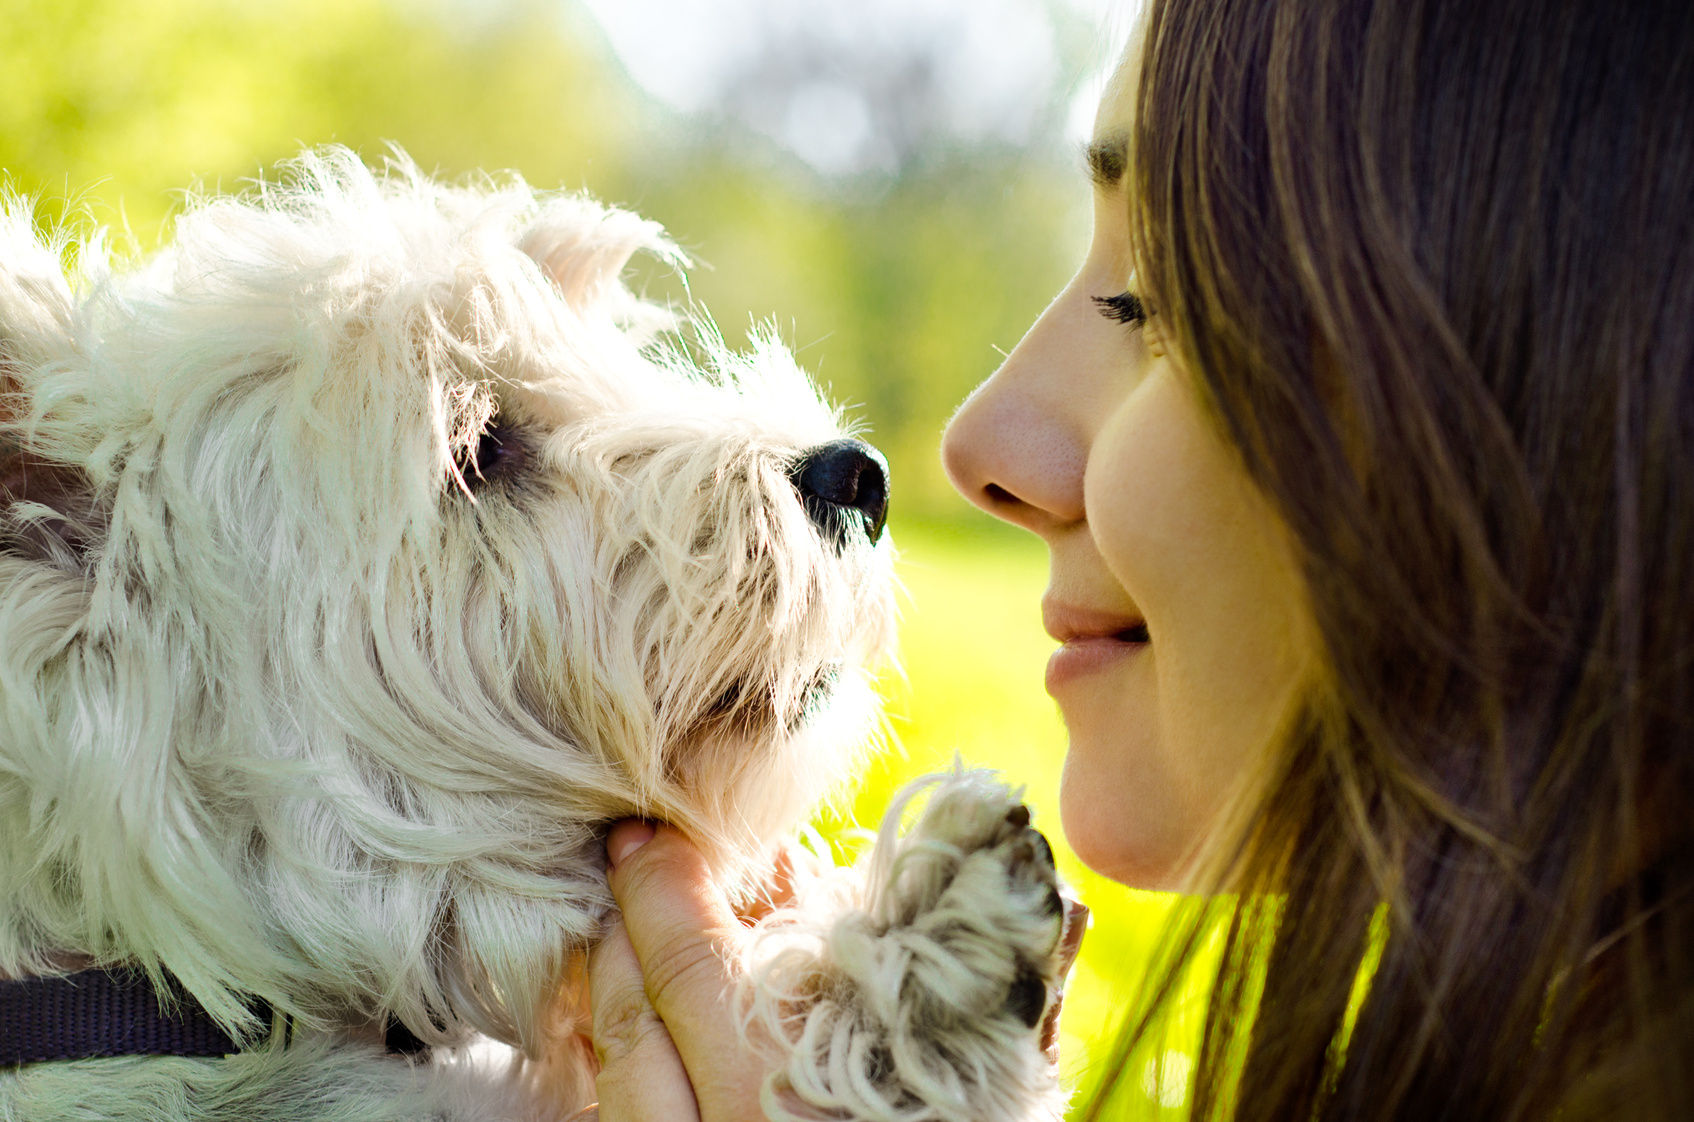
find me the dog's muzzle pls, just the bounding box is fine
[789,439,890,546]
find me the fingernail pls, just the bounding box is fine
[1059,900,1089,973]
[607,819,656,870]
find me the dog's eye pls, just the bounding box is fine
[455,420,527,487]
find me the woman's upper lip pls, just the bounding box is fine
[1042,599,1145,643]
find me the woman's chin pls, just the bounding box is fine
[1057,751,1193,891]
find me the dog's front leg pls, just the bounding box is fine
[743,770,1081,1122]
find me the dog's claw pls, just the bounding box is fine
[1007,964,1047,1028]
[1030,827,1055,869]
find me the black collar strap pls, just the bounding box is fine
[0,969,260,1065]
[0,969,429,1065]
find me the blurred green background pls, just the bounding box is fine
[1,0,1187,1114]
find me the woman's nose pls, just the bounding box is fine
[941,306,1089,535]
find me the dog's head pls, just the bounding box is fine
[0,149,895,1049]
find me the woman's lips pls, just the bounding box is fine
[1045,631,1148,692]
[1042,601,1149,693]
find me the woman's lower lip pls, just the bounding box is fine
[1045,636,1146,693]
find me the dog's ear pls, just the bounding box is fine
[0,199,101,570]
[0,197,78,377]
[518,197,687,342]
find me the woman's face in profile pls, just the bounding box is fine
[941,56,1314,889]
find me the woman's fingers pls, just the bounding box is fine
[586,913,703,1122]
[602,820,770,1121]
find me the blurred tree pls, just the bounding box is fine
[0,0,630,242]
[582,0,1064,177]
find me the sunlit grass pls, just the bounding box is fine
[815,517,1193,1118]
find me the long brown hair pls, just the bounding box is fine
[1086,0,1694,1117]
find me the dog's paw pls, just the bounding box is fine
[865,777,1069,1032]
[745,768,1079,1122]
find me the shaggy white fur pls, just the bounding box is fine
[0,150,1071,1122]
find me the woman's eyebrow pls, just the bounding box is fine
[1086,134,1129,189]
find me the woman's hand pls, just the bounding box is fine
[584,820,771,1122]
[582,804,1085,1122]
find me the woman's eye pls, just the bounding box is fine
[1092,291,1147,328]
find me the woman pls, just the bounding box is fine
[588,0,1694,1117]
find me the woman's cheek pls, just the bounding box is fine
[1076,363,1313,885]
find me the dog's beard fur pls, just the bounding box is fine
[0,149,895,1077]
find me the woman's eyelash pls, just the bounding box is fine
[1092,291,1147,327]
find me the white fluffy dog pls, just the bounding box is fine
[0,151,1074,1122]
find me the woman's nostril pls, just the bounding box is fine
[984,483,1017,505]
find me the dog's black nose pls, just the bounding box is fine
[790,439,890,545]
